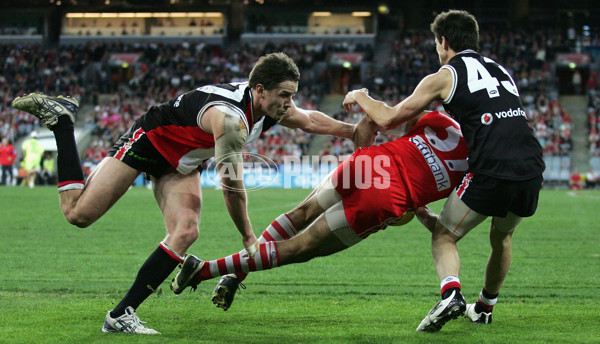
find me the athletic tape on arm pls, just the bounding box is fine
[215,113,248,165]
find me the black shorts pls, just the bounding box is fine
[108,122,173,178]
[457,172,543,217]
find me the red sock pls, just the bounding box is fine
[195,242,280,282]
[233,214,297,283]
[440,276,461,298]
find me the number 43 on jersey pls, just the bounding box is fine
[463,56,520,98]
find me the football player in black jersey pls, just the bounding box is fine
[12,52,358,334]
[343,10,544,332]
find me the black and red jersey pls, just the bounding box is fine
[135,82,277,174]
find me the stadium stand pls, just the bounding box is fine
[1,3,597,188]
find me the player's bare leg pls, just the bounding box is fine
[418,192,488,332]
[277,214,348,265]
[464,213,521,325]
[59,157,139,227]
[176,209,351,287]
[105,169,202,334]
[485,219,516,295]
[153,169,202,254]
[431,223,462,282]
[207,173,342,309]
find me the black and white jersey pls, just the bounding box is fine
[441,50,545,180]
[134,82,277,174]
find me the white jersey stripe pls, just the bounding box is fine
[196,84,245,102]
[196,100,247,133]
[440,65,458,104]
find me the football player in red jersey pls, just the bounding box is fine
[342,10,544,332]
[11,52,358,334]
[171,110,469,312]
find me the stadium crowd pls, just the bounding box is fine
[321,28,575,160]
[0,27,593,182]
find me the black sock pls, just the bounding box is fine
[442,287,461,299]
[110,246,180,317]
[52,116,84,186]
[481,288,499,300]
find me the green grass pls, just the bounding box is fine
[1,187,599,343]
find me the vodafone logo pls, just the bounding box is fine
[481,113,493,125]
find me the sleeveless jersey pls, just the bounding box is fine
[134,82,277,174]
[380,111,469,207]
[441,50,545,180]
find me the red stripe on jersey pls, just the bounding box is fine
[259,243,269,269]
[456,172,474,198]
[58,180,84,188]
[115,127,145,160]
[216,258,228,275]
[146,125,215,169]
[271,220,291,239]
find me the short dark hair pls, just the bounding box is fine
[430,10,479,52]
[249,52,300,90]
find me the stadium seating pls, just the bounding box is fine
[0,27,589,188]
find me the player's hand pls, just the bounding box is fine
[415,206,439,233]
[352,116,379,148]
[342,88,369,112]
[242,234,258,262]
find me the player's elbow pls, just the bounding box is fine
[378,103,418,131]
[377,118,397,131]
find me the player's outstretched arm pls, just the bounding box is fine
[280,101,356,139]
[343,70,452,130]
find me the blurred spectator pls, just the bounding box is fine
[40,151,56,185]
[585,169,597,189]
[569,169,584,190]
[0,137,17,185]
[20,130,43,188]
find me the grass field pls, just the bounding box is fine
[1,186,599,343]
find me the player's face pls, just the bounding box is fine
[261,80,298,121]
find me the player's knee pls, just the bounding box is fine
[291,201,321,225]
[64,210,94,228]
[286,206,310,228]
[489,225,512,249]
[173,215,200,244]
[432,222,460,243]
